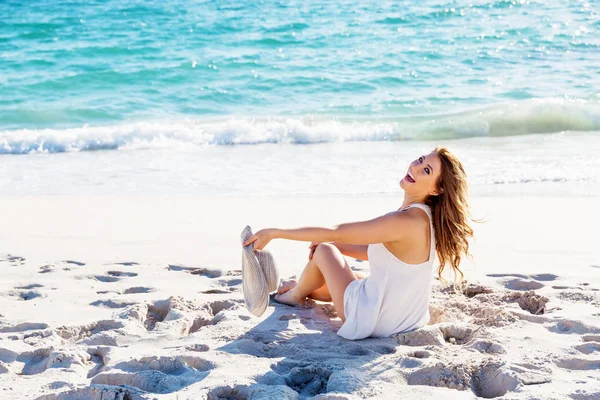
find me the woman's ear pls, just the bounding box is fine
[430,187,443,196]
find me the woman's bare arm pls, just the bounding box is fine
[243,209,425,251]
[333,243,368,261]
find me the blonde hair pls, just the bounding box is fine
[425,146,474,290]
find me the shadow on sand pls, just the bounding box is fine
[214,295,404,399]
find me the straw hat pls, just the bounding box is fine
[240,225,280,316]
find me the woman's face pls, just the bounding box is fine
[399,151,443,197]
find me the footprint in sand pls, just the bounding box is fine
[0,321,49,333]
[15,347,55,375]
[487,273,555,291]
[38,260,85,273]
[504,279,545,291]
[395,323,481,347]
[90,299,136,309]
[327,366,368,394]
[0,254,25,266]
[206,385,251,400]
[227,337,290,359]
[346,344,396,356]
[556,291,598,304]
[190,300,240,332]
[465,339,507,354]
[394,325,446,347]
[189,268,222,278]
[554,357,600,370]
[14,347,92,376]
[573,342,600,355]
[107,271,138,277]
[185,343,210,352]
[487,273,529,279]
[582,334,600,342]
[14,283,43,290]
[407,360,520,397]
[342,344,373,356]
[55,320,125,345]
[407,350,431,359]
[144,299,176,331]
[105,261,139,267]
[91,275,120,283]
[269,363,332,398]
[207,300,237,315]
[530,273,558,281]
[123,286,156,294]
[167,264,222,278]
[86,347,111,378]
[96,290,121,295]
[63,260,85,266]
[3,290,44,301]
[139,297,238,334]
[208,383,298,400]
[439,323,481,345]
[38,264,55,274]
[462,283,494,298]
[38,386,144,399]
[217,274,243,291]
[45,382,73,391]
[201,288,233,294]
[220,277,243,287]
[90,355,214,394]
[546,319,600,335]
[88,271,137,282]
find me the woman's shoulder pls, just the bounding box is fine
[399,204,431,223]
[398,206,433,239]
[378,206,431,243]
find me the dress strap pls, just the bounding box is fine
[405,203,435,259]
[406,203,432,219]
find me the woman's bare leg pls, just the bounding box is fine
[279,271,366,302]
[274,244,358,320]
[308,285,333,302]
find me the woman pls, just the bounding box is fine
[243,147,473,340]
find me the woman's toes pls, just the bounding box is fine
[277,279,297,294]
[274,289,304,306]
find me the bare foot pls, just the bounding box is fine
[274,288,305,306]
[277,279,297,294]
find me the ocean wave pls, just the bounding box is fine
[1,98,598,155]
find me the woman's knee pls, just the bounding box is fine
[313,243,339,260]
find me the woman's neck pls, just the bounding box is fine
[400,193,426,210]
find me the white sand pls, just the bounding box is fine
[0,195,599,399]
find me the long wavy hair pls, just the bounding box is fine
[424,147,474,290]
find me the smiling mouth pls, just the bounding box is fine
[405,172,416,183]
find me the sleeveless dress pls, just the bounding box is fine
[337,203,436,340]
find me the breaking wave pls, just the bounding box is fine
[1,98,598,154]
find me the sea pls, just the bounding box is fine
[1,0,599,196]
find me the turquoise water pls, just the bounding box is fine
[0,0,599,195]
[1,0,599,142]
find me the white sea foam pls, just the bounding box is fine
[0,99,598,155]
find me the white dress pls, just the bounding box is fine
[337,203,436,340]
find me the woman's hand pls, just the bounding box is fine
[243,229,275,251]
[308,241,321,260]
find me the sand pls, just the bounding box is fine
[0,195,599,399]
